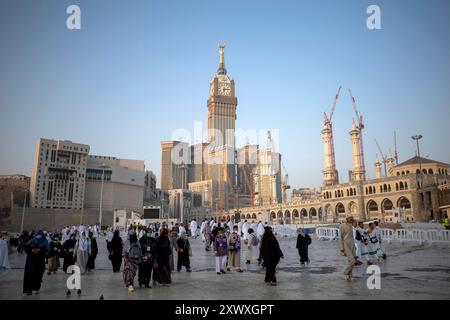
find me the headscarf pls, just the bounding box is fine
[27,230,50,251]
[297,228,305,237]
[111,230,122,248]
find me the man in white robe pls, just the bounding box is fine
[0,238,11,269]
[190,219,198,239]
[227,219,234,232]
[373,221,386,259]
[179,223,187,235]
[200,219,207,241]
[242,220,249,240]
[238,220,244,238]
[256,221,265,240]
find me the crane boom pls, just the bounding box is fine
[374,139,387,177]
[329,86,342,122]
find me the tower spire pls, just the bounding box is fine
[217,43,227,75]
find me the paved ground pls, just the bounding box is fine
[1,235,450,300]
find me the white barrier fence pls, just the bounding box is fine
[315,227,450,245]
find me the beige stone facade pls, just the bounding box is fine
[83,155,145,225]
[30,139,90,210]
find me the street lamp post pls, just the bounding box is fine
[20,187,28,233]
[412,134,427,218]
[98,163,111,230]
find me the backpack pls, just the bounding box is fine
[251,234,259,246]
[129,242,141,260]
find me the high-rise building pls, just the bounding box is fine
[30,139,89,210]
[144,170,157,203]
[253,148,282,206]
[160,140,189,190]
[207,44,238,148]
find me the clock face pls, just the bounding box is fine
[218,81,231,96]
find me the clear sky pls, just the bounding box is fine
[1,0,449,189]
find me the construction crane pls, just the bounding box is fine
[349,90,366,175]
[374,139,387,177]
[323,86,342,183]
[394,131,399,165]
[281,165,291,204]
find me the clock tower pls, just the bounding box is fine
[207,44,238,148]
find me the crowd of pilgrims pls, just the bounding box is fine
[14,217,386,295]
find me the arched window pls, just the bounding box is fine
[399,182,404,190]
[382,199,393,212]
[367,200,378,213]
[404,182,408,190]
[252,213,257,219]
[347,189,350,197]
[423,169,427,174]
[310,208,317,216]
[396,183,399,191]
[406,170,410,174]
[401,171,405,175]
[398,197,411,209]
[383,184,387,192]
[335,203,345,215]
[354,188,357,195]
[428,169,434,174]
[301,209,308,217]
[366,187,368,195]
[396,172,400,176]
[284,211,290,224]
[292,210,299,223]
[335,191,337,198]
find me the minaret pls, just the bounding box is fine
[386,150,395,176]
[375,155,382,179]
[349,121,366,181]
[322,115,338,186]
